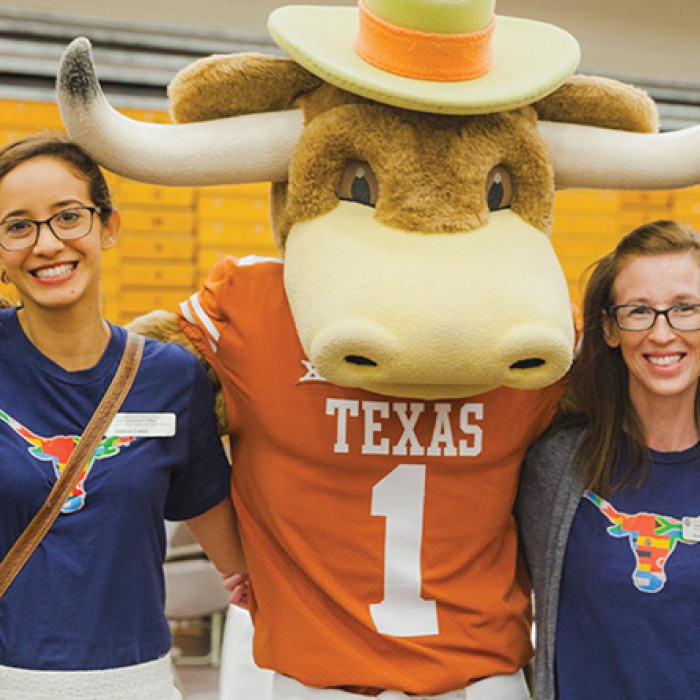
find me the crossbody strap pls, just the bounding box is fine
[0,331,145,599]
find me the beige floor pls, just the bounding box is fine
[178,665,220,700]
[172,618,222,700]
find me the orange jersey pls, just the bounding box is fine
[178,255,565,695]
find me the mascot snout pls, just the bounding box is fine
[284,208,575,399]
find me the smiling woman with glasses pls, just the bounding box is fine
[518,219,700,700]
[0,134,245,700]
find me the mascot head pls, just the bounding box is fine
[56,0,700,399]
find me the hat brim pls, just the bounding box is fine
[268,6,581,115]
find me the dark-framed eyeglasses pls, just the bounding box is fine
[607,303,700,331]
[0,206,102,251]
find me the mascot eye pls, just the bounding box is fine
[486,165,512,211]
[337,160,379,208]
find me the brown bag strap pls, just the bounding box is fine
[0,331,145,600]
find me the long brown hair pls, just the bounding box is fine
[555,220,700,496]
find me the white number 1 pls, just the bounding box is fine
[369,464,439,637]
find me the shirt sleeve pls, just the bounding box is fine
[177,256,239,377]
[164,353,231,521]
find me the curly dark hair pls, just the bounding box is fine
[0,132,113,224]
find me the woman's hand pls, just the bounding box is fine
[222,572,250,610]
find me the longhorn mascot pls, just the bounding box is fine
[54,1,700,698]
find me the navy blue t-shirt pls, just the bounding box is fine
[0,309,231,670]
[556,439,700,697]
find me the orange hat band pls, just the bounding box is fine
[355,0,495,83]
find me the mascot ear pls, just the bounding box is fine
[126,311,229,435]
[532,74,659,134]
[169,53,323,124]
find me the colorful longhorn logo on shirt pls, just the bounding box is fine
[585,491,699,593]
[0,409,134,514]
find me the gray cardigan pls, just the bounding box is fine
[516,425,586,700]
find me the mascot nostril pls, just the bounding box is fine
[344,355,377,367]
[510,358,546,370]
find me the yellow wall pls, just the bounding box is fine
[552,189,679,303]
[0,97,698,321]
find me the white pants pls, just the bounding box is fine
[0,653,181,700]
[273,670,530,700]
[218,606,528,700]
[219,605,274,699]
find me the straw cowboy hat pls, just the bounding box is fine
[268,0,581,115]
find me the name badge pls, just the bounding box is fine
[682,516,700,542]
[107,413,176,438]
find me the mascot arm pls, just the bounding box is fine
[126,309,228,435]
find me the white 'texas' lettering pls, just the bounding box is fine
[326,399,483,456]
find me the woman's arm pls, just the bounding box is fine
[185,497,247,577]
